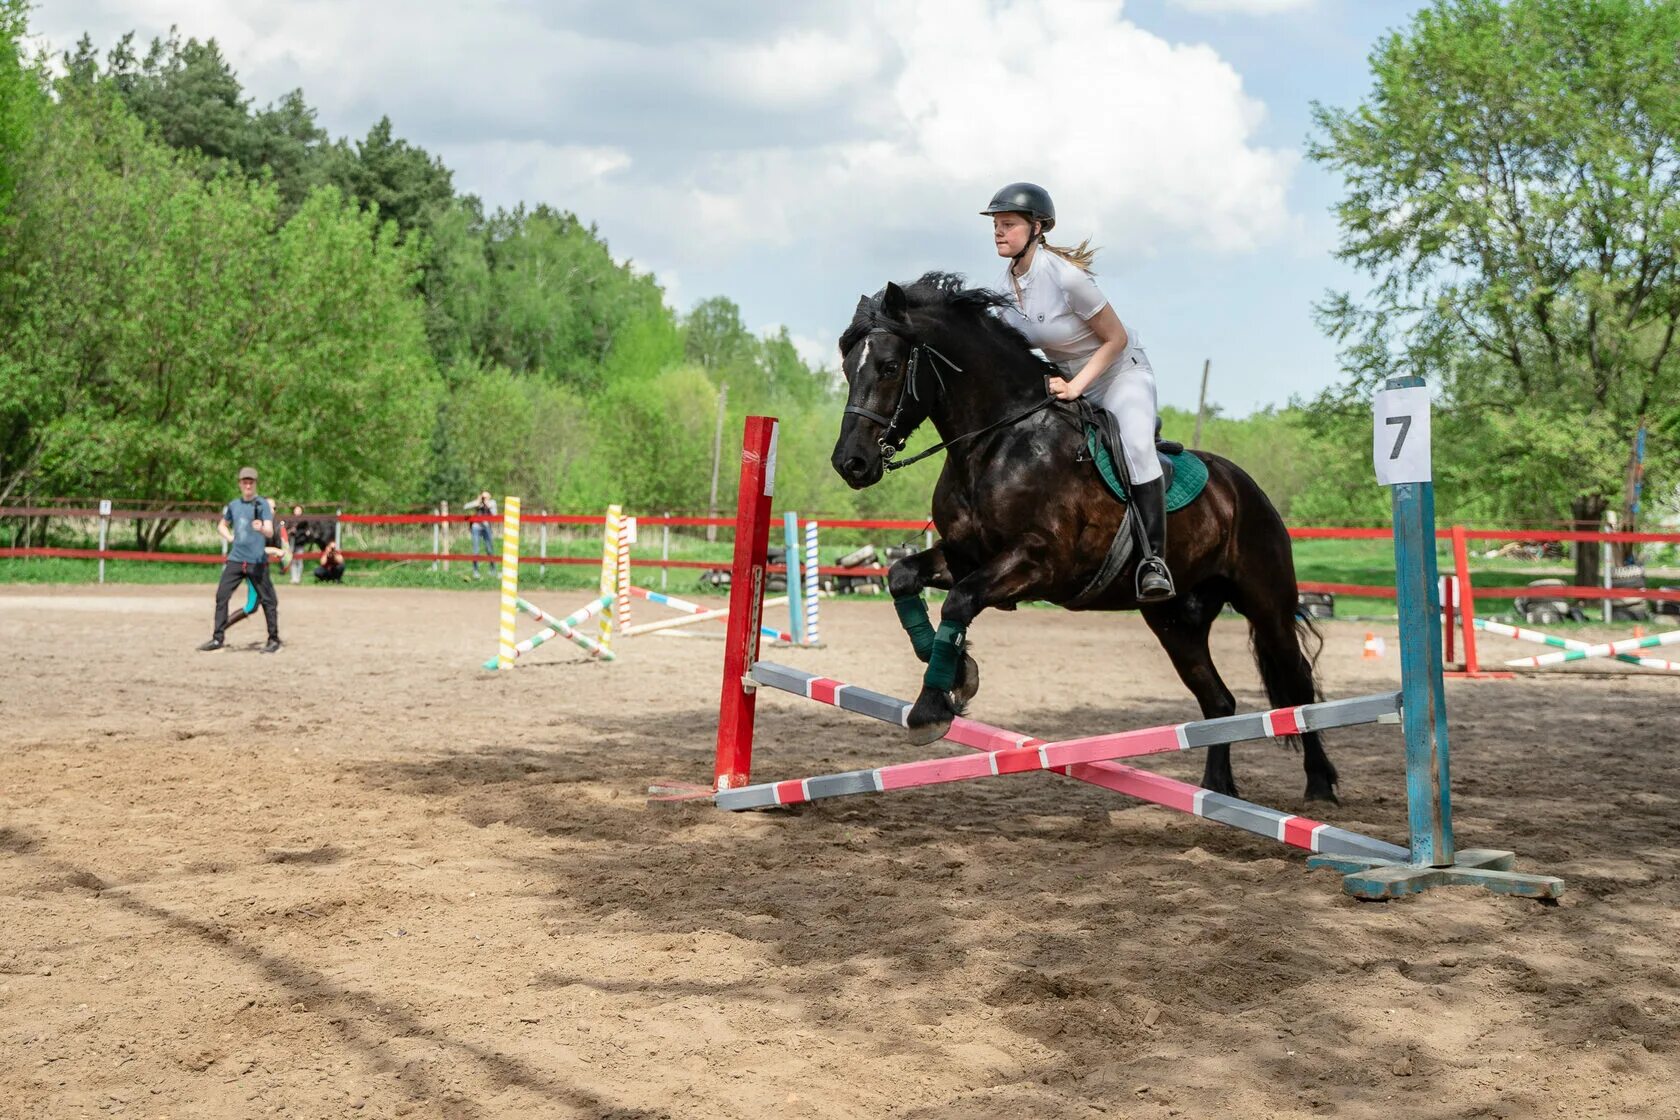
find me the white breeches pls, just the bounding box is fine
[1080,348,1162,485]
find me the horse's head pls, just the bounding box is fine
[832,282,931,489]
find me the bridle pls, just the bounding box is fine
[841,321,1052,473]
[841,324,963,465]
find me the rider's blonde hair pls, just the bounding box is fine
[1040,235,1098,272]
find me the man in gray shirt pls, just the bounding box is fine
[198,466,282,653]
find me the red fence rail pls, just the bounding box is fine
[5,505,1679,601]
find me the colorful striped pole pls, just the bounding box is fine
[622,586,792,641]
[616,516,633,634]
[1474,617,1679,671]
[482,595,615,668]
[729,664,1407,863]
[1501,626,1680,669]
[783,511,805,645]
[494,497,522,670]
[717,666,1401,812]
[599,505,621,654]
[804,520,821,646]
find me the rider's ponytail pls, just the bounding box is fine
[1040,236,1097,272]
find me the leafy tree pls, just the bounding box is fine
[0,0,42,220]
[103,30,248,162]
[436,360,589,507]
[320,116,453,241]
[260,186,442,507]
[243,88,330,211]
[684,297,757,373]
[0,77,438,541]
[1310,0,1680,553]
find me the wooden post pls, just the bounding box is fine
[1192,359,1211,449]
[714,416,778,791]
[441,500,449,573]
[707,384,729,544]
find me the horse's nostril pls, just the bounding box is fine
[844,457,866,477]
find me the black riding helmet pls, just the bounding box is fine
[979,182,1056,232]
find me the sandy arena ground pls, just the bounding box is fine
[2,583,1678,1119]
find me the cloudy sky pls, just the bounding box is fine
[29,0,1430,415]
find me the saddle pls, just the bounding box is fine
[1064,400,1209,608]
[1076,400,1208,506]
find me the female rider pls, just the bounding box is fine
[981,181,1174,602]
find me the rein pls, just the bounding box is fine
[843,324,1053,473]
[884,397,1052,471]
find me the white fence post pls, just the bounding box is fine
[97,499,111,584]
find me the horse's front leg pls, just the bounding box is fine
[888,545,980,711]
[905,548,1041,745]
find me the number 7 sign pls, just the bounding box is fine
[1373,384,1432,485]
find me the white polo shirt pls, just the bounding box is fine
[995,248,1143,377]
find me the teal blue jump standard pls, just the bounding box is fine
[1301,375,1563,901]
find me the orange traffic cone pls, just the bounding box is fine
[1362,631,1386,659]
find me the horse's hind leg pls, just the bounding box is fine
[1141,588,1240,797]
[1236,584,1339,803]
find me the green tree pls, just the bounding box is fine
[0,78,439,538]
[684,296,756,373]
[320,116,453,241]
[1310,0,1680,540]
[0,0,42,221]
[436,360,588,507]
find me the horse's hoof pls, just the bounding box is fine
[906,690,955,745]
[954,654,981,707]
[1304,785,1340,805]
[906,719,952,746]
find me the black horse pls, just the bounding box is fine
[831,273,1337,802]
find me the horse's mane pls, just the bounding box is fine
[840,271,1059,380]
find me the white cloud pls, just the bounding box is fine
[1170,0,1315,13]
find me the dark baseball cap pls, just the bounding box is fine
[238,467,258,481]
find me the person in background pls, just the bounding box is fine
[314,538,345,583]
[465,489,497,579]
[198,466,281,653]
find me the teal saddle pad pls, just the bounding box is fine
[1084,426,1209,511]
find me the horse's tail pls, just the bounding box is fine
[1254,612,1324,706]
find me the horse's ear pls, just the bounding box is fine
[854,293,875,319]
[881,281,908,323]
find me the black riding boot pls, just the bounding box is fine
[1132,477,1176,602]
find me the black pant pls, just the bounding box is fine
[214,561,278,641]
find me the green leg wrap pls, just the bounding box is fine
[923,621,966,692]
[894,593,936,663]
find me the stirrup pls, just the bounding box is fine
[1136,557,1176,602]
